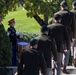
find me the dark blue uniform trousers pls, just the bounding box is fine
[12,45,17,66]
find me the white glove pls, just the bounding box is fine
[19,34,23,38]
[7,32,10,36]
[16,32,19,35]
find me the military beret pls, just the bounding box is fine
[30,38,38,46]
[54,14,61,20]
[8,18,15,23]
[72,1,76,6]
[60,0,68,6]
[41,25,49,32]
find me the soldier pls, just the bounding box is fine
[18,38,47,75]
[7,18,19,66]
[48,14,70,75]
[71,1,76,18]
[36,25,57,75]
[54,1,75,73]
[71,1,76,66]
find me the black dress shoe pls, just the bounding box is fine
[63,69,70,74]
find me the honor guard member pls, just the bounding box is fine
[48,14,70,75]
[18,38,47,75]
[54,1,75,73]
[36,25,57,75]
[71,1,76,66]
[7,18,18,66]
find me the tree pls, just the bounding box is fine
[0,24,12,66]
[0,0,73,25]
[0,23,12,75]
[23,0,57,25]
[20,0,73,25]
[0,0,19,17]
[0,0,58,25]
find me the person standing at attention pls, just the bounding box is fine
[7,18,19,66]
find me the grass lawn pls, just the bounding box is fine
[3,6,41,34]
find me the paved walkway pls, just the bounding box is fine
[41,66,76,75]
[9,66,76,75]
[61,74,76,75]
[61,66,76,75]
[40,67,76,75]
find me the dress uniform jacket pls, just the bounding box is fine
[54,9,75,40]
[7,26,18,65]
[71,8,76,17]
[18,48,47,75]
[7,26,17,45]
[48,23,70,53]
[36,34,57,68]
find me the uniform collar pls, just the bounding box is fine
[41,33,48,36]
[62,9,69,11]
[54,22,60,24]
[10,26,14,28]
[32,47,37,50]
[73,8,76,10]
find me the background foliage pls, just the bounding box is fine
[3,7,40,33]
[0,24,12,66]
[0,0,74,21]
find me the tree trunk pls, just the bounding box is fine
[20,2,47,26]
[33,14,47,26]
[44,14,48,25]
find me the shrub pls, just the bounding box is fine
[19,32,39,42]
[0,24,12,66]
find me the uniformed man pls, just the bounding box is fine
[7,18,18,66]
[71,1,76,18]
[36,25,57,75]
[18,38,47,75]
[71,1,76,66]
[48,14,70,75]
[54,1,75,73]
[54,1,75,40]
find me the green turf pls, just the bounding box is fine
[3,6,41,34]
